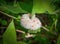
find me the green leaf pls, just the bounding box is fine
[32,0,55,14]
[0,2,27,14]
[3,20,17,44]
[34,35,51,44]
[19,1,33,13]
[28,28,41,33]
[17,15,21,20]
[1,20,7,25]
[57,34,60,44]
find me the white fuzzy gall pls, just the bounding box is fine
[20,14,42,30]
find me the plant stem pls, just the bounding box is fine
[42,26,57,35]
[0,11,18,20]
[14,0,17,6]
[42,26,49,32]
[50,18,58,32]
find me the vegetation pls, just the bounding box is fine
[0,0,60,44]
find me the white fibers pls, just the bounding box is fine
[20,14,42,30]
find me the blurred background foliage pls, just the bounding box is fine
[0,0,60,44]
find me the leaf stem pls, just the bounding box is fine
[0,11,18,20]
[42,26,49,32]
[14,0,17,6]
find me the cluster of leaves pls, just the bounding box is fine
[0,0,60,44]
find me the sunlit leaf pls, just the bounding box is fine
[32,0,55,14]
[3,20,17,44]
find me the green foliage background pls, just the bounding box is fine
[0,0,60,44]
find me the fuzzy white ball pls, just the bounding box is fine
[20,14,42,30]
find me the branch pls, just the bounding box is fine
[42,26,49,31]
[0,11,18,20]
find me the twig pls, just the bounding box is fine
[16,30,35,38]
[52,9,60,14]
[0,11,18,20]
[16,30,25,34]
[42,26,49,31]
